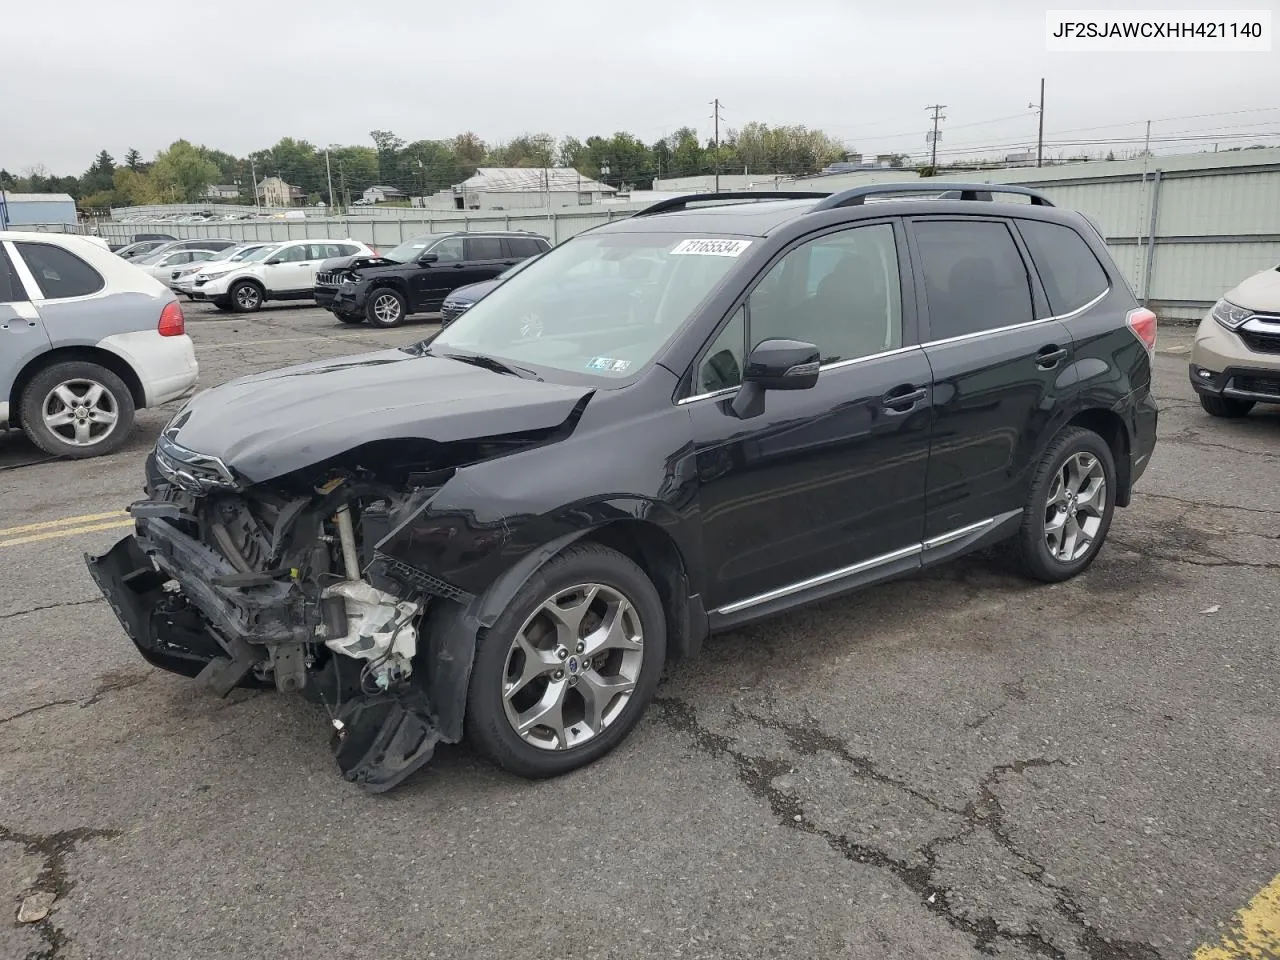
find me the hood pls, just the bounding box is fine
[444,277,502,305]
[1225,266,1280,313]
[165,349,593,483]
[318,253,372,272]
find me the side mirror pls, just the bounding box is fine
[417,253,439,265]
[265,257,281,265]
[730,338,820,419]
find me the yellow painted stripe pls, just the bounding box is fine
[0,510,129,538]
[1194,874,1280,960]
[0,519,134,549]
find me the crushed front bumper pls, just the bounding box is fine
[85,507,445,792]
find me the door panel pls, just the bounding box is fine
[690,349,933,610]
[0,243,52,422]
[906,217,1075,538]
[687,220,932,611]
[419,237,467,305]
[264,244,311,293]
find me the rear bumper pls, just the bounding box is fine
[98,330,199,407]
[1128,387,1158,491]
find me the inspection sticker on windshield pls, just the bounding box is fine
[670,238,753,257]
[587,357,631,372]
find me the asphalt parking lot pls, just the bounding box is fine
[1,304,1277,960]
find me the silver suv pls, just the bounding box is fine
[1,232,198,458]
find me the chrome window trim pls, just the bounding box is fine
[1041,286,1110,322]
[713,515,1006,616]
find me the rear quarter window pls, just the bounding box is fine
[14,242,105,299]
[1016,219,1111,316]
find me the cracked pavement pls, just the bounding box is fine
[1,307,1277,959]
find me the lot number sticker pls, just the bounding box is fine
[670,238,753,257]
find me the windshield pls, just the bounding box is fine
[428,231,750,380]
[382,234,447,263]
[236,244,276,263]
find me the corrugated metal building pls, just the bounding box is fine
[0,192,78,226]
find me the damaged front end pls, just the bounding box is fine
[85,437,485,793]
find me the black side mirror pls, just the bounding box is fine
[417,253,439,265]
[730,338,820,419]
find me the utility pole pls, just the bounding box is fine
[324,148,336,213]
[337,160,349,209]
[249,156,260,209]
[710,98,724,191]
[1143,119,1152,157]
[1035,79,1045,167]
[925,104,947,172]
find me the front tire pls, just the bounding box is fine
[466,543,667,779]
[229,281,263,313]
[1199,393,1254,418]
[366,288,407,328]
[1009,426,1116,583]
[19,361,135,458]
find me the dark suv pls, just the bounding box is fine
[87,184,1158,793]
[314,230,550,327]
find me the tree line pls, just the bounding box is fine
[1,123,875,211]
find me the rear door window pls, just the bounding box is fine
[1016,219,1111,315]
[466,237,504,261]
[13,242,105,300]
[910,220,1034,340]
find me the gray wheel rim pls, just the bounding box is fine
[373,293,401,324]
[235,285,259,309]
[1043,451,1106,563]
[41,378,120,447]
[502,582,644,751]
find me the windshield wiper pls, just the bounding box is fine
[430,349,542,380]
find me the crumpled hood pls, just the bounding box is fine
[166,349,593,483]
[1225,267,1280,313]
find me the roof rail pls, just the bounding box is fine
[632,191,830,218]
[809,182,1055,212]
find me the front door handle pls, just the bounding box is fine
[882,385,928,413]
[1036,345,1068,369]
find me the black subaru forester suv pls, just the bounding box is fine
[87,184,1158,792]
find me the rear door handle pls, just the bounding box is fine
[882,385,928,413]
[1036,345,1068,369]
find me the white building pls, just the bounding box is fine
[416,167,616,212]
[202,184,240,201]
[363,185,409,204]
[257,176,304,207]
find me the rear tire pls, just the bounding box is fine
[1199,393,1254,418]
[365,288,407,328]
[1009,426,1116,583]
[229,281,263,313]
[19,361,135,459]
[465,543,667,779]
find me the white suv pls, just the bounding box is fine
[1,232,198,458]
[171,242,277,297]
[189,238,374,313]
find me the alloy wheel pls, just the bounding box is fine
[373,292,402,324]
[235,284,261,309]
[41,379,120,447]
[501,583,644,751]
[1043,451,1107,563]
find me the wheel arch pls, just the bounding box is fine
[420,517,707,745]
[1064,407,1131,506]
[9,346,146,428]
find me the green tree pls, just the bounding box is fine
[370,129,406,185]
[450,132,487,181]
[124,148,144,171]
[112,167,158,205]
[150,140,220,202]
[326,145,379,203]
[81,150,115,195]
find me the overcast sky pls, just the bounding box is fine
[7,0,1277,174]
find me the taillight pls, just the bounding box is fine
[1127,306,1157,352]
[158,301,186,337]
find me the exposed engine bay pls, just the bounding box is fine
[85,431,548,793]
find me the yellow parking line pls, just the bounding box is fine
[0,510,129,538]
[0,519,134,549]
[1193,874,1280,959]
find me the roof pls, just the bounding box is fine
[369,185,407,194]
[2,193,76,203]
[462,167,616,193]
